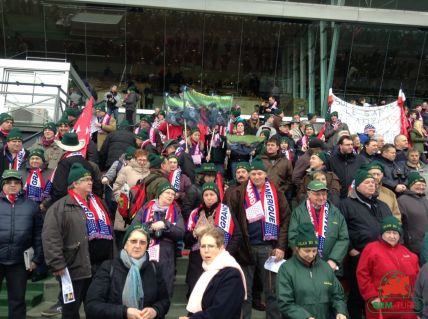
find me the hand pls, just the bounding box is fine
[127,308,143,319]
[395,184,406,193]
[150,221,166,231]
[336,314,347,319]
[53,268,65,277]
[327,260,337,271]
[272,248,285,262]
[178,317,190,319]
[39,203,47,213]
[29,261,37,272]
[349,249,360,257]
[250,150,256,156]
[206,154,211,162]
[95,123,102,128]
[226,150,231,156]
[101,177,110,185]
[140,307,157,319]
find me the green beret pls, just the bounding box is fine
[0,113,14,125]
[148,153,164,169]
[156,181,175,198]
[29,148,45,161]
[118,120,132,129]
[279,121,290,127]
[407,171,426,189]
[305,124,314,130]
[330,111,338,117]
[381,216,402,235]
[231,110,241,117]
[6,128,23,142]
[196,162,217,175]
[313,152,327,164]
[202,182,220,198]
[355,169,374,188]
[236,162,250,172]
[43,122,57,134]
[67,163,91,185]
[296,223,319,248]
[56,117,71,127]
[1,169,22,186]
[64,108,81,118]
[250,160,267,172]
[139,115,153,124]
[307,180,328,192]
[94,102,106,112]
[124,146,136,160]
[167,154,179,161]
[367,160,384,173]
[191,127,200,134]
[122,222,151,248]
[135,129,149,141]
[159,110,166,117]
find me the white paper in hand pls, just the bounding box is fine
[264,256,286,273]
[61,268,75,304]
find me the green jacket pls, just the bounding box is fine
[276,255,348,319]
[288,200,349,266]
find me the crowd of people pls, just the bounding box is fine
[1,89,428,319]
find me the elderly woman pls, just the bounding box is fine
[185,183,242,295]
[179,227,246,319]
[30,122,64,169]
[85,223,170,319]
[132,181,185,297]
[277,223,348,319]
[357,216,419,319]
[297,152,341,205]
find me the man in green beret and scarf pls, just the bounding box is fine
[0,127,29,177]
[0,112,14,145]
[93,102,116,151]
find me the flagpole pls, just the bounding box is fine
[207,128,216,160]
[184,119,188,153]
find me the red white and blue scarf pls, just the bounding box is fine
[68,189,113,241]
[244,179,280,241]
[306,199,329,258]
[169,168,181,192]
[24,169,52,202]
[5,148,26,170]
[187,203,234,246]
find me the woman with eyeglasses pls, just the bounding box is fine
[184,182,242,296]
[179,227,246,319]
[85,223,170,319]
[132,181,185,298]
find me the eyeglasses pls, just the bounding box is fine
[128,239,147,246]
[5,180,21,185]
[200,244,217,251]
[77,177,92,183]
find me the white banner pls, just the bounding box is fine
[330,94,401,144]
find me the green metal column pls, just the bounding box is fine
[293,43,298,99]
[286,46,292,94]
[308,26,315,113]
[319,21,327,113]
[300,35,306,99]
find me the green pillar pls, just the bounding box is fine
[286,46,292,94]
[300,35,306,100]
[308,26,315,113]
[293,44,298,99]
[319,21,328,113]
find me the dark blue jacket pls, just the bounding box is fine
[0,191,43,265]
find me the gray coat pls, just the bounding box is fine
[398,191,428,255]
[42,194,113,280]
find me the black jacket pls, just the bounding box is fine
[99,129,136,171]
[0,191,43,265]
[329,150,364,198]
[179,152,196,183]
[188,267,245,319]
[45,155,102,208]
[379,157,409,193]
[85,256,170,319]
[356,149,380,165]
[339,190,392,252]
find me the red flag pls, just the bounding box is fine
[328,88,334,106]
[216,172,224,202]
[72,97,94,158]
[397,89,409,139]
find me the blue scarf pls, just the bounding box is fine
[120,249,146,309]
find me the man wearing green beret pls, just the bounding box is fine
[324,111,349,150]
[277,223,348,319]
[398,171,428,255]
[0,127,29,177]
[64,107,81,127]
[288,180,349,275]
[93,102,117,151]
[134,115,160,152]
[0,169,43,318]
[367,160,401,221]
[0,112,14,145]
[30,122,65,170]
[140,154,170,202]
[43,163,114,318]
[224,162,250,204]
[226,159,291,319]
[339,169,393,318]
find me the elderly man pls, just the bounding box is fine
[43,163,114,319]
[339,169,392,319]
[93,102,116,151]
[398,172,428,257]
[288,180,349,273]
[0,170,43,319]
[226,160,291,319]
[224,162,249,204]
[0,128,28,177]
[394,134,409,163]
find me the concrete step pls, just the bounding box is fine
[27,301,85,319]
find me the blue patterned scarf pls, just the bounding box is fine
[120,249,146,309]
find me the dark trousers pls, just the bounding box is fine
[61,278,91,319]
[104,186,117,222]
[347,255,364,319]
[125,109,134,125]
[0,263,28,319]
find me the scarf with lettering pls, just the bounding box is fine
[306,199,329,258]
[187,203,234,246]
[244,179,280,241]
[149,127,156,147]
[169,168,181,192]
[68,189,113,240]
[24,169,52,202]
[5,148,26,170]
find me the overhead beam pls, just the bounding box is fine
[49,0,428,27]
